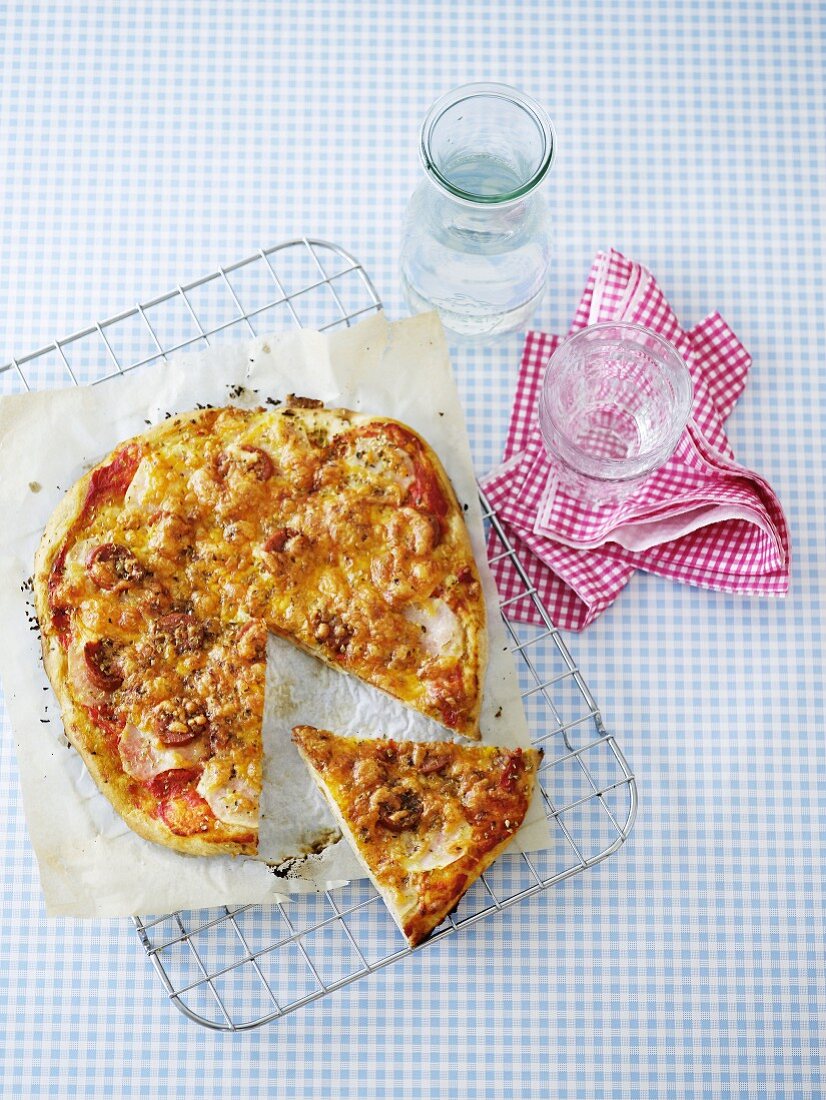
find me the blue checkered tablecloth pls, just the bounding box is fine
[1,2,824,1097]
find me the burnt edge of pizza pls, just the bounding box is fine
[33,403,488,857]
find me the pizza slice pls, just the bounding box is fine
[291,725,543,947]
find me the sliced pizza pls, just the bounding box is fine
[33,402,487,856]
[291,725,542,947]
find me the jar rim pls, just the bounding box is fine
[419,82,556,206]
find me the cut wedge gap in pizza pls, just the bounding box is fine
[291,725,543,948]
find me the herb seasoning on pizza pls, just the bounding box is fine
[33,402,488,856]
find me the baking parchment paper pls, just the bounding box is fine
[0,312,551,916]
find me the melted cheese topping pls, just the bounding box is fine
[42,405,486,851]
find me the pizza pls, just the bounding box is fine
[291,725,542,946]
[33,401,487,857]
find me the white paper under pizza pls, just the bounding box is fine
[0,312,551,917]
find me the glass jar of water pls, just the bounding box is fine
[400,83,556,340]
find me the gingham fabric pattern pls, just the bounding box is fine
[482,251,791,630]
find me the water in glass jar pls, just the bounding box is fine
[441,153,526,197]
[400,152,552,339]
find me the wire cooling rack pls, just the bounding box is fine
[2,239,637,1031]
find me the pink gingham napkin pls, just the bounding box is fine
[481,249,791,630]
